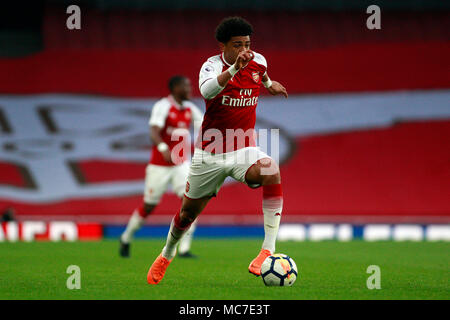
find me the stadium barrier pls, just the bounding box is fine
[0,221,102,241]
[1,222,449,242]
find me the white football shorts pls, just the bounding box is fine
[185,147,271,199]
[143,162,190,204]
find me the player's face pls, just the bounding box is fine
[222,36,251,63]
[177,78,192,101]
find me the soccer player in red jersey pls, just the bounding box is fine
[147,17,288,284]
[119,75,203,258]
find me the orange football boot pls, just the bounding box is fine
[248,249,272,276]
[147,254,172,284]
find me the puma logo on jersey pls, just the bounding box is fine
[275,212,281,216]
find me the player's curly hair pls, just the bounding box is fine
[215,16,253,43]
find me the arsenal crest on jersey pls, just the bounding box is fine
[252,71,260,83]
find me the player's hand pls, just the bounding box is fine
[234,50,254,70]
[162,150,173,164]
[267,81,288,98]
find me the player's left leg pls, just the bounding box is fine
[245,157,282,275]
[229,148,283,276]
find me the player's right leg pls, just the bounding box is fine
[147,195,210,284]
[120,164,170,257]
[147,148,226,284]
[171,161,199,258]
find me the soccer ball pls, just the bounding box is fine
[261,254,298,286]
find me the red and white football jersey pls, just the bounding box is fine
[149,95,203,166]
[198,52,267,153]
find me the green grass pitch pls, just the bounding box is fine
[0,239,449,300]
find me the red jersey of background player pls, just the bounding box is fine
[149,95,203,166]
[198,51,267,153]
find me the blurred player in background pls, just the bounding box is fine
[147,17,288,284]
[1,207,16,222]
[119,75,203,258]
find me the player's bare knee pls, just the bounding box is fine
[247,158,281,186]
[261,171,281,186]
[260,158,280,185]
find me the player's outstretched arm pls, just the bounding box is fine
[200,50,254,100]
[217,50,254,87]
[262,73,288,98]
